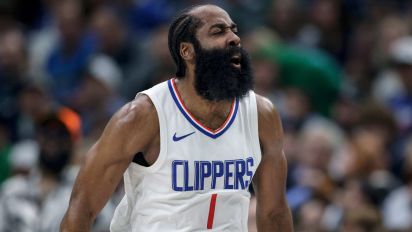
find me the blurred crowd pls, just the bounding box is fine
[1,0,412,231]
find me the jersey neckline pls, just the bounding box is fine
[167,78,239,139]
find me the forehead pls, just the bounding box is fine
[190,5,234,28]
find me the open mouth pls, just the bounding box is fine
[230,55,241,69]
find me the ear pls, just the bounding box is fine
[180,42,195,61]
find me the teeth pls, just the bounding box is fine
[231,56,241,64]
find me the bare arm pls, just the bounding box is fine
[60,95,159,231]
[253,95,293,232]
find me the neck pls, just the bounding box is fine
[174,74,233,129]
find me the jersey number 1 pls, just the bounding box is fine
[207,193,218,229]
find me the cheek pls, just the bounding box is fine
[197,37,226,50]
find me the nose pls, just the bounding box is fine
[228,32,241,47]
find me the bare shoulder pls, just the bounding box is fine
[107,94,157,133]
[98,94,159,157]
[255,94,283,147]
[255,94,279,123]
[113,94,157,126]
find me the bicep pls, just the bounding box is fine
[253,95,289,217]
[68,97,158,218]
[70,140,131,217]
[252,148,288,215]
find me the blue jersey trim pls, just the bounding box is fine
[167,79,239,139]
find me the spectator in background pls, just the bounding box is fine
[251,47,282,106]
[333,102,400,186]
[373,16,410,70]
[73,54,125,140]
[287,119,341,211]
[16,82,82,141]
[46,0,96,106]
[111,24,177,98]
[266,0,302,42]
[342,22,376,99]
[17,84,56,140]
[323,179,384,231]
[15,85,82,176]
[9,84,82,179]
[281,88,313,130]
[383,136,412,231]
[242,27,289,120]
[0,114,77,231]
[384,37,412,137]
[0,26,29,141]
[331,95,360,133]
[340,204,382,232]
[0,113,114,231]
[27,0,60,86]
[7,139,38,177]
[296,198,327,232]
[142,25,176,86]
[356,102,401,177]
[372,16,410,104]
[90,6,149,99]
[298,0,346,62]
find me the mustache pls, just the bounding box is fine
[196,46,246,64]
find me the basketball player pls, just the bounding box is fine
[61,4,292,231]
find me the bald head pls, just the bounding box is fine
[188,4,229,18]
[188,4,235,38]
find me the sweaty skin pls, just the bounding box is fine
[60,5,292,231]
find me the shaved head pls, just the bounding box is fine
[188,4,229,18]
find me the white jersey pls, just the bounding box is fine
[110,78,262,232]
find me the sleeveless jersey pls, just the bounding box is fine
[110,78,262,232]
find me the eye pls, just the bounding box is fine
[211,29,223,35]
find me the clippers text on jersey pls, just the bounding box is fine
[172,157,254,191]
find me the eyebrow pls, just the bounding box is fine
[209,23,237,31]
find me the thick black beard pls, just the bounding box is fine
[193,43,253,101]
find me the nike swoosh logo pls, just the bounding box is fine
[173,132,195,141]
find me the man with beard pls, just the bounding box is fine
[61,4,292,231]
[0,113,77,231]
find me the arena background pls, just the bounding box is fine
[1,0,412,231]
